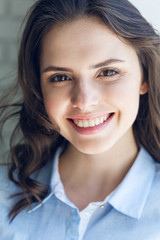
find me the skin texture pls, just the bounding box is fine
[40,17,148,209]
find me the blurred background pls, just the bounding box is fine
[0,0,33,81]
[0,0,160,161]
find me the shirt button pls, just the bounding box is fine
[100,205,105,208]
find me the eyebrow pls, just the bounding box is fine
[42,58,125,73]
[90,58,125,69]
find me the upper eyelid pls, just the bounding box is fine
[97,67,120,76]
[100,66,120,72]
[48,73,72,81]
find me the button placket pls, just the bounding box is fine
[65,209,80,240]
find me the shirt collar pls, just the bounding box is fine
[28,147,156,217]
[27,150,59,213]
[108,147,156,219]
[28,147,68,213]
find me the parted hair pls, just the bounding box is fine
[0,0,160,221]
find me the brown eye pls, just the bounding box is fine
[49,74,71,82]
[98,69,118,77]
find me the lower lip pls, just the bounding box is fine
[68,113,115,135]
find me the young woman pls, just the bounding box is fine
[0,0,160,239]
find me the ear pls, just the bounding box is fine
[140,81,149,95]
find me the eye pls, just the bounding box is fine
[98,69,119,77]
[49,74,71,82]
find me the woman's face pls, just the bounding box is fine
[40,17,148,154]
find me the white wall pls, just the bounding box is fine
[129,0,160,33]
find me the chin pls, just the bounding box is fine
[72,141,114,155]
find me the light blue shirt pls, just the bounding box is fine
[0,147,160,240]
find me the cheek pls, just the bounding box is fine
[43,96,63,132]
[43,95,61,118]
[44,99,56,115]
[102,78,141,112]
[42,89,70,121]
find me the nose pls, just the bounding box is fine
[71,79,101,111]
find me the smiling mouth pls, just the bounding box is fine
[69,113,114,128]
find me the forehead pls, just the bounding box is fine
[40,16,137,69]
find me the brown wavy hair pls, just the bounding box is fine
[0,0,160,221]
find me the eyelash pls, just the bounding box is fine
[48,74,71,82]
[48,68,120,83]
[98,69,119,78]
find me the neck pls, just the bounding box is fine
[59,130,139,209]
[59,130,138,192]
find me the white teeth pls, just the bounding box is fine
[83,120,89,128]
[95,118,100,125]
[100,117,103,123]
[90,119,95,127]
[78,120,83,127]
[73,114,112,128]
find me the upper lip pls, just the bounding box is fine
[67,112,114,120]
